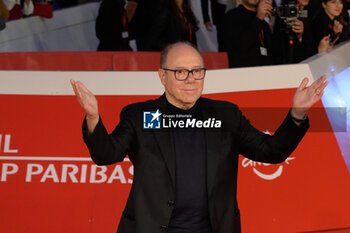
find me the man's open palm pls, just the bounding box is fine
[292,75,328,118]
[71,80,99,132]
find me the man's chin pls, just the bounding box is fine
[245,2,258,9]
[182,97,200,106]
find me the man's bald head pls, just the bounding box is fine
[160,42,204,68]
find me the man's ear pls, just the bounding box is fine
[158,68,166,86]
[321,2,326,9]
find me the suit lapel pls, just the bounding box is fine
[199,99,222,198]
[152,95,176,188]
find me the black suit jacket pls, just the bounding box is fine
[83,94,309,233]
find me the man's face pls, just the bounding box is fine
[241,0,260,9]
[158,44,204,109]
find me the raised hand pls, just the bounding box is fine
[205,21,213,31]
[291,75,328,119]
[257,0,273,20]
[333,20,343,34]
[318,35,332,53]
[71,80,99,133]
[291,19,304,39]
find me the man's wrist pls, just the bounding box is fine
[290,109,307,123]
[86,114,99,134]
[256,13,265,20]
[291,114,307,122]
[86,113,99,121]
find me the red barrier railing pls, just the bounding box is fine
[0,51,228,71]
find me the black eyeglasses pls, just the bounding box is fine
[162,68,207,81]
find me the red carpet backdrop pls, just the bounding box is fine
[0,50,349,233]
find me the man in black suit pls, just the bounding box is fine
[95,0,131,51]
[71,41,328,233]
[224,0,274,67]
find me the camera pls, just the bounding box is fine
[273,0,308,28]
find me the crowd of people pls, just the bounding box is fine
[96,0,350,68]
[0,0,95,30]
[224,0,350,67]
[96,0,200,51]
[1,0,349,67]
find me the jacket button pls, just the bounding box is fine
[160,225,168,231]
[167,200,175,207]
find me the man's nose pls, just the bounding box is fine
[185,71,196,82]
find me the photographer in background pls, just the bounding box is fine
[273,0,315,63]
[224,0,275,68]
